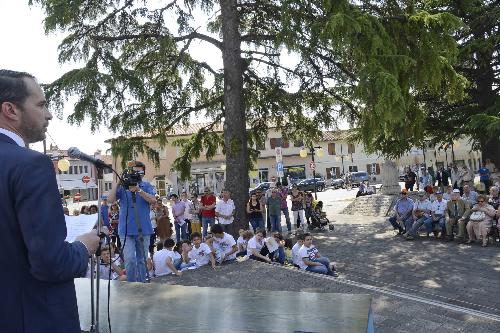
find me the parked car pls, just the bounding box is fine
[249,182,272,195]
[329,177,345,189]
[293,178,326,192]
[350,172,370,186]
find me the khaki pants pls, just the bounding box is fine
[466,220,491,244]
[445,218,466,238]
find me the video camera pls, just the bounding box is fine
[120,161,145,190]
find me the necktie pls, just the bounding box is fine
[454,203,458,218]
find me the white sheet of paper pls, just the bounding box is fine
[65,214,98,242]
[265,237,279,253]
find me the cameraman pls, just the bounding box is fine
[108,161,157,282]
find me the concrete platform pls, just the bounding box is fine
[75,278,374,333]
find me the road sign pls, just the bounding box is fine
[310,161,316,170]
[271,176,276,182]
[82,175,91,184]
[275,147,283,163]
[276,162,284,177]
[74,193,81,202]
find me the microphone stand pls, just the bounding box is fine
[90,164,106,333]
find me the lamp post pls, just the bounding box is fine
[299,146,324,199]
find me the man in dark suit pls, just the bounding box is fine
[0,70,100,332]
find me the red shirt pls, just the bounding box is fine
[200,195,216,218]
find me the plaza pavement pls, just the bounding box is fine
[156,188,500,332]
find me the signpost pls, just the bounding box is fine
[74,192,81,202]
[275,147,283,181]
[82,176,91,184]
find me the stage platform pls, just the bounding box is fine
[75,278,375,333]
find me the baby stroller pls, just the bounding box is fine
[308,201,334,231]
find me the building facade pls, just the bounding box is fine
[112,124,481,196]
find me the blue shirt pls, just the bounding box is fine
[100,205,110,226]
[395,198,414,216]
[479,167,490,181]
[116,181,155,236]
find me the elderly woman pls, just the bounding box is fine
[466,194,497,247]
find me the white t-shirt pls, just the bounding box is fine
[298,244,319,270]
[188,243,212,267]
[237,236,247,252]
[153,249,181,276]
[413,199,431,217]
[215,199,235,225]
[212,232,237,260]
[291,242,302,266]
[183,199,193,220]
[431,199,447,216]
[150,210,157,228]
[246,235,264,257]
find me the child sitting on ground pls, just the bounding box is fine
[179,240,197,270]
[291,233,305,268]
[153,239,182,277]
[283,238,294,265]
[99,246,126,281]
[189,232,216,269]
[298,233,338,277]
[208,224,238,264]
[237,229,253,257]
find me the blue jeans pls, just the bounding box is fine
[282,208,291,232]
[202,217,215,238]
[269,215,282,232]
[389,214,412,231]
[123,235,151,282]
[249,216,265,232]
[271,247,285,264]
[180,261,197,270]
[409,216,429,236]
[175,223,188,243]
[423,215,445,234]
[305,257,332,275]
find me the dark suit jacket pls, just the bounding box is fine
[0,133,88,332]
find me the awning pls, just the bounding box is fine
[58,179,97,190]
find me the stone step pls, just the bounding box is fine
[340,194,397,216]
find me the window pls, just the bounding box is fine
[84,166,88,174]
[258,169,269,182]
[347,143,355,154]
[326,167,340,179]
[366,163,380,175]
[69,166,73,174]
[155,176,166,197]
[348,165,358,172]
[79,166,83,174]
[328,143,336,155]
[269,138,289,149]
[293,140,304,148]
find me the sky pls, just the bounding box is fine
[0,1,113,154]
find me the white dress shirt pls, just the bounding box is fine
[0,128,25,147]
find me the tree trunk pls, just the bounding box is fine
[220,0,249,237]
[481,137,500,169]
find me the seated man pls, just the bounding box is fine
[445,189,470,242]
[424,191,447,239]
[462,184,478,207]
[405,191,431,240]
[388,189,414,235]
[297,233,338,277]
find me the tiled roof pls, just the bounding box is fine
[167,122,224,136]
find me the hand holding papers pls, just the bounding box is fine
[66,214,101,255]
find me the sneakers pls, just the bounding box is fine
[405,235,414,241]
[328,271,339,277]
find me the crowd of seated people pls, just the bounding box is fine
[388,185,500,247]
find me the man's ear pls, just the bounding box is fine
[0,102,21,121]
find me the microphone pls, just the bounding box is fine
[67,147,109,169]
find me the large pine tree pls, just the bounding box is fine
[31,0,465,235]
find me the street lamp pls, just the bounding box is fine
[299,146,324,199]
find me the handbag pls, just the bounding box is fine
[469,211,485,222]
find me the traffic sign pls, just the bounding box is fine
[275,147,283,163]
[310,161,316,170]
[82,175,91,184]
[276,162,284,177]
[74,193,81,201]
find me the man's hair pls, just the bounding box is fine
[255,228,266,237]
[191,232,202,240]
[164,239,175,248]
[242,230,254,240]
[302,232,312,239]
[211,224,223,234]
[296,233,306,241]
[0,70,35,106]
